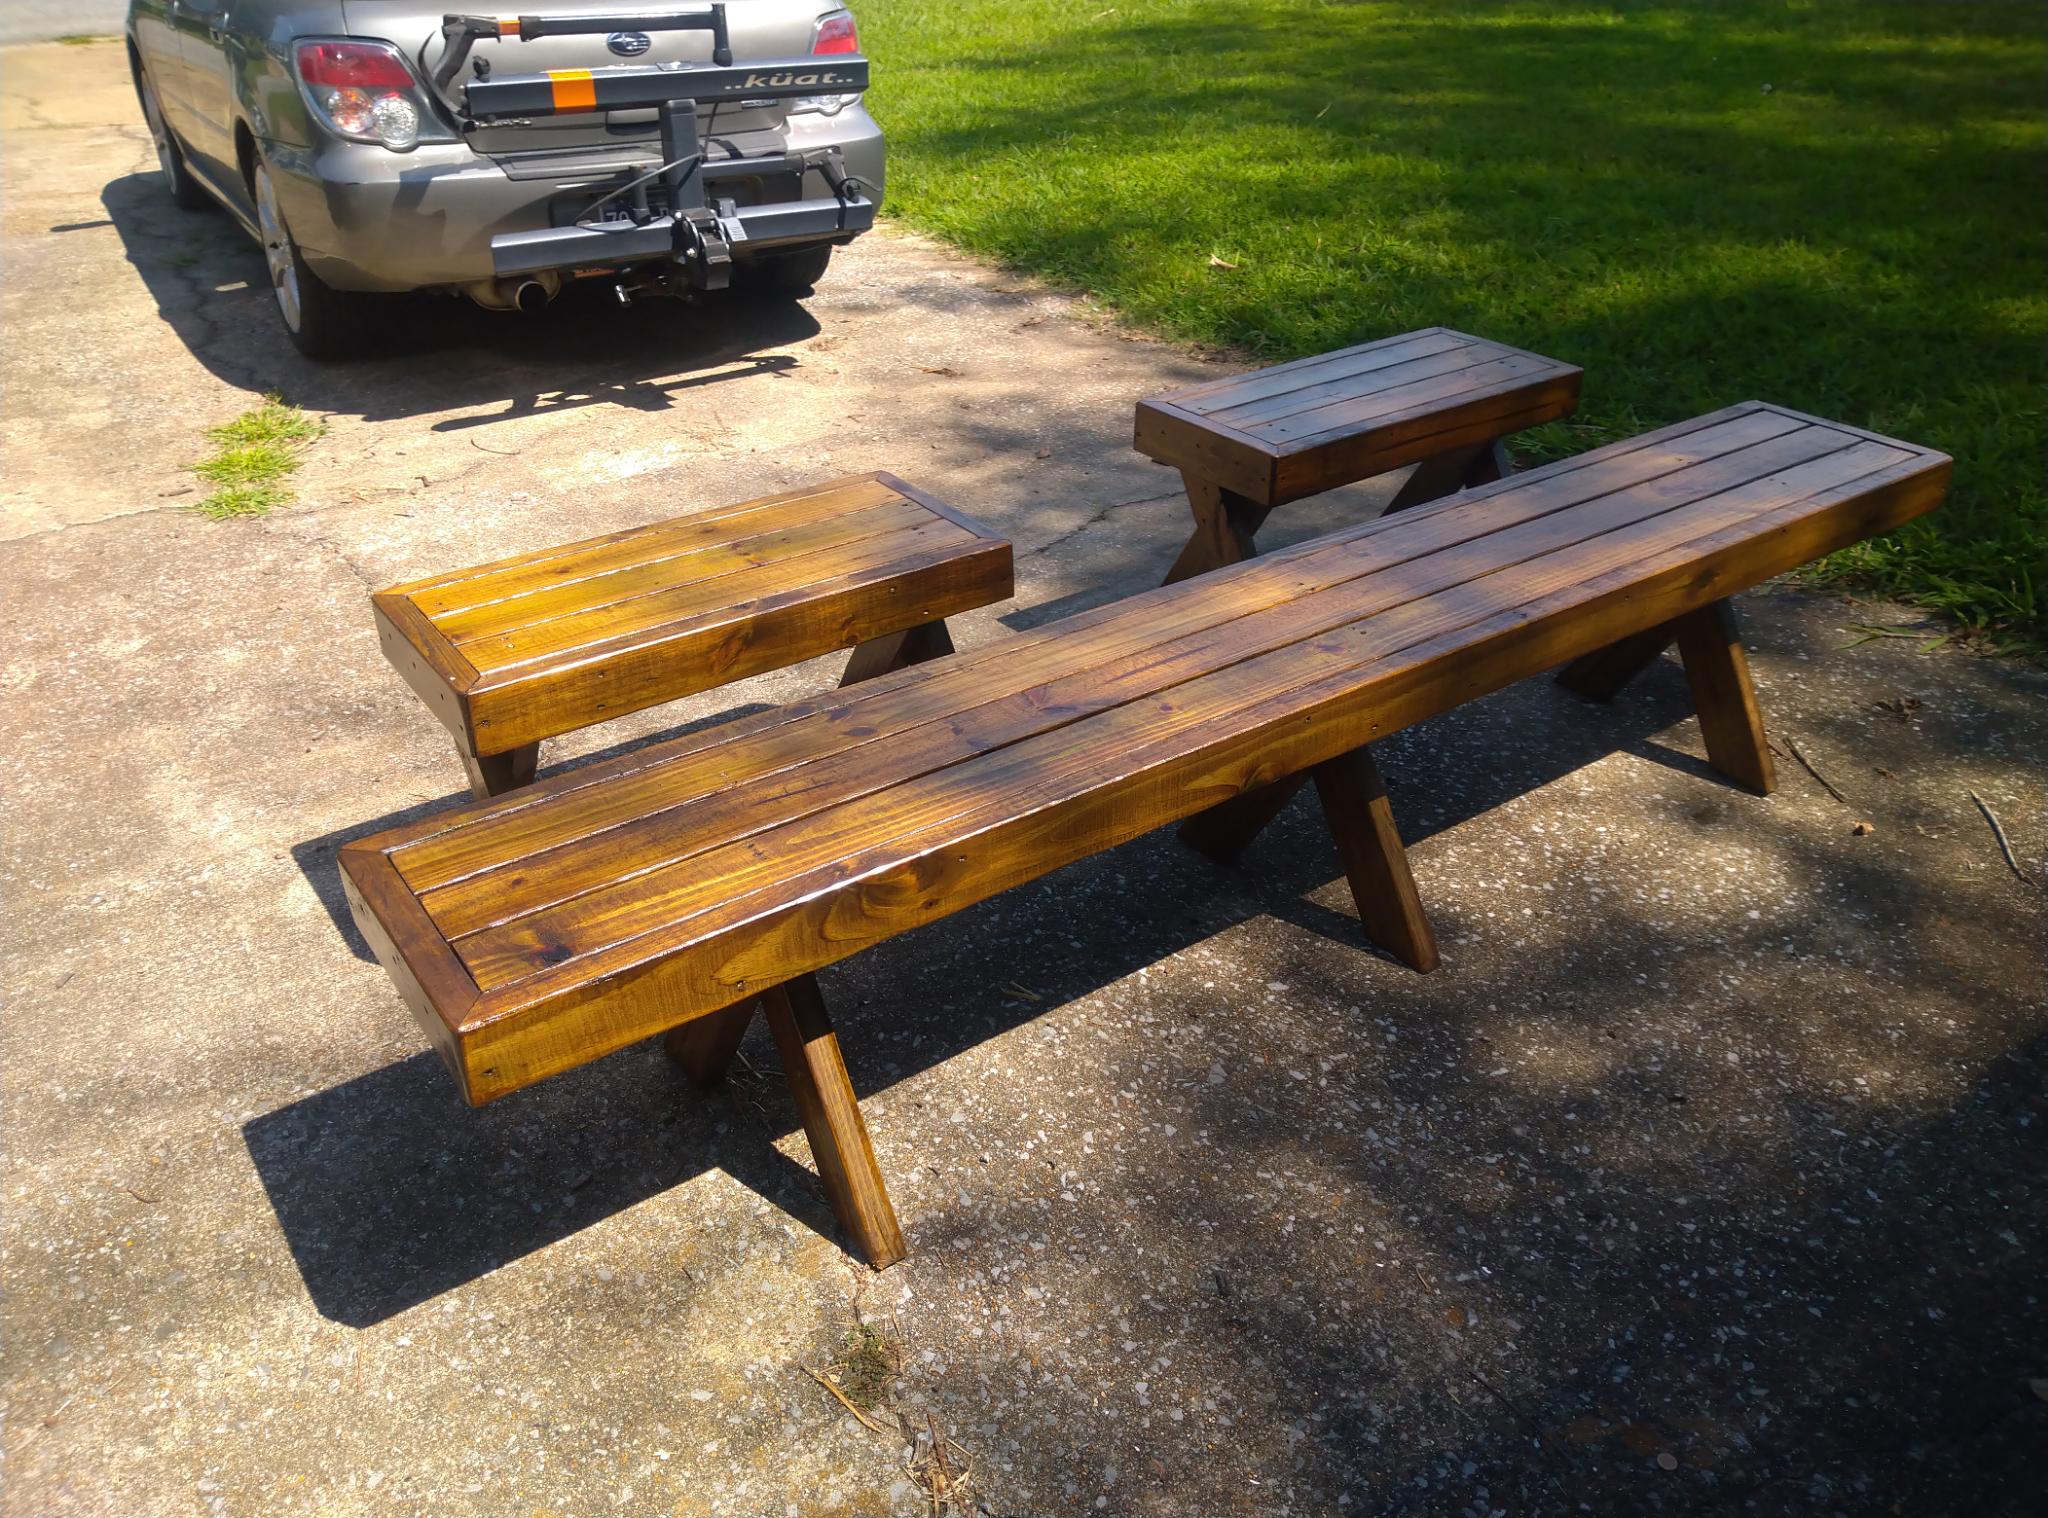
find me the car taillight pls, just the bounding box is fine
[811,12,859,54]
[796,11,862,114]
[294,40,435,150]
[297,42,414,90]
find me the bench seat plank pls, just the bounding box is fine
[342,403,1948,1104]
[447,436,1910,990]
[449,511,980,668]
[1205,344,1535,429]
[398,475,910,619]
[1166,329,1476,416]
[432,496,954,645]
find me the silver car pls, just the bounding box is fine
[125,0,884,355]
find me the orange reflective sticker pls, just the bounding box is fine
[548,69,597,111]
[499,16,524,38]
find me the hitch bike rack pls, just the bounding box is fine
[434,6,876,291]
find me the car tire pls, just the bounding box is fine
[132,59,209,211]
[750,243,834,295]
[252,160,368,359]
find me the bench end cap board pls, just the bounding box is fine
[338,840,487,1105]
[344,822,779,1107]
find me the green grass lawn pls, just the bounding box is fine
[862,0,2046,650]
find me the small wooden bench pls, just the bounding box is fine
[341,402,1948,1270]
[1136,328,1583,584]
[373,473,1013,797]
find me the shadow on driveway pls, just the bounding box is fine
[99,169,821,427]
[258,660,1710,1326]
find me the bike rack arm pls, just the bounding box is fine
[429,5,735,103]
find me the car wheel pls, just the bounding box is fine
[750,243,834,295]
[252,160,366,359]
[133,61,209,210]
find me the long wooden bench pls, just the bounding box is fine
[341,401,1949,1269]
[374,473,1012,797]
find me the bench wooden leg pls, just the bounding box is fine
[1555,621,1676,702]
[1163,473,1274,586]
[1178,773,1310,861]
[841,619,955,687]
[460,741,539,800]
[1382,437,1512,514]
[1674,599,1776,796]
[663,1000,759,1086]
[1312,747,1440,973]
[762,974,907,1269]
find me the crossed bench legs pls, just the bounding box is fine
[1162,478,1274,587]
[840,618,955,686]
[1179,749,1441,973]
[644,619,954,1268]
[1380,438,1512,513]
[1179,597,1776,972]
[663,977,907,1270]
[461,742,540,799]
[1163,440,1512,968]
[1559,599,1776,795]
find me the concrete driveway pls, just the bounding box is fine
[0,3,126,45]
[4,38,2045,1518]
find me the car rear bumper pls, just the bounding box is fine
[491,188,877,277]
[267,106,884,293]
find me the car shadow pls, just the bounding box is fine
[99,170,823,426]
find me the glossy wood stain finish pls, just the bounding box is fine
[1134,328,1584,510]
[342,402,1949,1115]
[372,472,1014,780]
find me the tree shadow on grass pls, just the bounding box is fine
[876,0,2045,638]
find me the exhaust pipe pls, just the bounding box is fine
[461,272,560,312]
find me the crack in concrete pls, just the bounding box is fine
[1019,486,1184,559]
[142,248,273,394]
[0,496,203,544]
[295,525,382,595]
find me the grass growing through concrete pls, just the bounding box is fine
[864,0,2047,650]
[190,396,324,520]
[830,1321,899,1411]
[807,1322,977,1508]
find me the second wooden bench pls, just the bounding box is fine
[374,473,1013,796]
[1136,327,1583,582]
